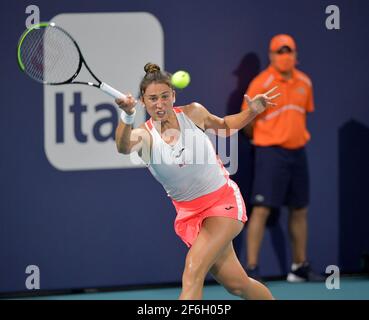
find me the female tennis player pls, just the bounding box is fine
[115,63,280,300]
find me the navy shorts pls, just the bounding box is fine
[250,146,309,208]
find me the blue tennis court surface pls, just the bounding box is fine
[21,276,369,300]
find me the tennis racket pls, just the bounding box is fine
[17,22,126,99]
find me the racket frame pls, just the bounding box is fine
[17,22,116,92]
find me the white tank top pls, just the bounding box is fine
[145,107,228,201]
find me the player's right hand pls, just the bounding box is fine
[115,93,137,115]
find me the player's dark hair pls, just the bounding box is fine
[140,63,173,96]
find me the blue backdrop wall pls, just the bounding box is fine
[1,0,368,294]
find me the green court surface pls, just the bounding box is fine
[20,276,369,300]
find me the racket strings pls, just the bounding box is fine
[20,26,80,84]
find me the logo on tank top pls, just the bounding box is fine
[172,147,187,167]
[175,148,185,158]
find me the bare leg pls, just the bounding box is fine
[210,243,274,300]
[288,207,308,264]
[179,217,244,300]
[246,206,271,267]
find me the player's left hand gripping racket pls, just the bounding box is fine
[17,22,126,99]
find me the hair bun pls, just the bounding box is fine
[144,63,161,74]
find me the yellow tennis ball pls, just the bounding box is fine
[171,70,191,89]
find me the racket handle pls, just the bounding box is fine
[100,82,127,99]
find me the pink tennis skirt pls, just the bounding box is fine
[172,179,247,247]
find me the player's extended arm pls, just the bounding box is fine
[192,86,280,137]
